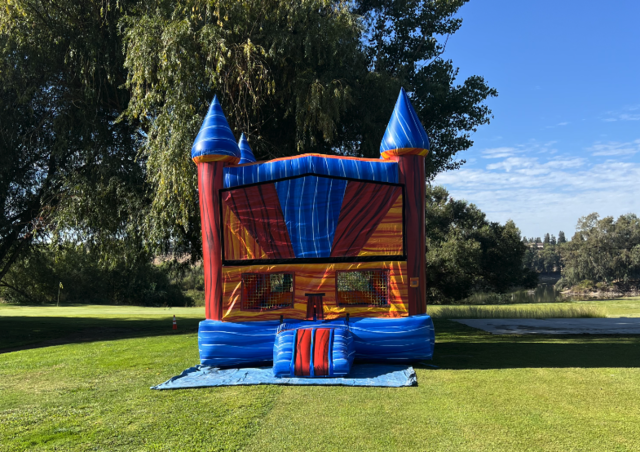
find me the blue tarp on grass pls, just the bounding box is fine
[151,364,417,389]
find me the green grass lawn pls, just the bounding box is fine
[576,297,640,317]
[427,297,640,319]
[0,305,205,350]
[429,304,607,319]
[1,302,640,451]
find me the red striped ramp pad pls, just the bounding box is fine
[313,329,331,376]
[294,329,313,376]
[275,326,354,378]
[294,328,331,377]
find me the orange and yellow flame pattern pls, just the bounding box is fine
[358,194,403,256]
[221,261,408,322]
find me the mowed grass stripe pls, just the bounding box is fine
[1,304,640,450]
[0,335,283,451]
[244,367,640,451]
[244,320,640,451]
[429,304,607,319]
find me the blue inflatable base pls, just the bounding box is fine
[199,315,435,368]
[151,364,417,389]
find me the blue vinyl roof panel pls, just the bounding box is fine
[223,154,399,189]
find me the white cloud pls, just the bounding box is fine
[481,147,518,159]
[481,141,559,159]
[438,160,638,192]
[544,158,586,169]
[589,140,640,156]
[486,157,538,172]
[619,114,640,121]
[433,140,640,237]
[485,157,585,173]
[547,121,570,128]
[602,105,640,122]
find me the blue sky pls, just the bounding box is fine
[432,0,640,239]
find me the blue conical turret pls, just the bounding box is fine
[191,95,241,164]
[237,133,257,164]
[379,88,430,160]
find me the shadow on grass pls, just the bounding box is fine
[426,319,640,369]
[0,316,203,352]
[4,317,640,370]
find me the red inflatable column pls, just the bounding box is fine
[198,161,224,320]
[392,154,426,315]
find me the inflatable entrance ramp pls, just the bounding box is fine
[273,326,355,378]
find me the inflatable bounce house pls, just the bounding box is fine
[192,88,435,378]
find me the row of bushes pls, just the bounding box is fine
[7,247,633,307]
[1,243,560,307]
[10,244,634,307]
[0,244,195,306]
[557,278,640,295]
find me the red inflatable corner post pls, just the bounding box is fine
[198,161,225,320]
[391,154,426,316]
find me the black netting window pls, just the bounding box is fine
[241,273,294,310]
[336,269,389,306]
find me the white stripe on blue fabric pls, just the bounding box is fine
[223,155,398,188]
[275,176,347,258]
[311,177,318,256]
[379,89,429,155]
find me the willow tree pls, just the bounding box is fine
[559,213,640,286]
[0,0,146,291]
[121,0,363,251]
[1,0,496,284]
[122,0,497,255]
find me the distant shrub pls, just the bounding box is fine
[182,289,205,307]
[452,292,513,305]
[555,277,571,290]
[572,280,595,293]
[166,261,204,292]
[155,260,204,306]
[0,244,191,306]
[447,284,566,306]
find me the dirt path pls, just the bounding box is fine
[454,318,640,335]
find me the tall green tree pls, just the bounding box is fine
[560,213,640,285]
[558,230,566,244]
[121,0,364,250]
[522,233,562,274]
[355,0,497,175]
[2,0,497,288]
[121,0,497,254]
[426,185,537,303]
[0,0,148,292]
